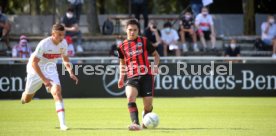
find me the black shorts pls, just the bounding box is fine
[203,30,211,41]
[126,74,154,97]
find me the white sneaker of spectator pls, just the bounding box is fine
[193,44,199,52]
[76,45,84,52]
[272,54,276,59]
[182,44,188,52]
[169,44,179,51]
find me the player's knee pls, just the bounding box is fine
[127,97,136,102]
[24,98,32,103]
[51,86,61,96]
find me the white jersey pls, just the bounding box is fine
[195,13,214,31]
[27,37,68,74]
[161,29,179,44]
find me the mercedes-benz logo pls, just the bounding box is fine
[102,65,125,96]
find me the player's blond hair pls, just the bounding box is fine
[52,24,65,32]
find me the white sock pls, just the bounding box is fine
[55,101,66,127]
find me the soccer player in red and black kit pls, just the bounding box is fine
[117,19,160,131]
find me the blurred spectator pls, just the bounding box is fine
[12,35,32,59]
[195,7,216,51]
[255,15,276,58]
[131,0,148,30]
[224,39,240,63]
[65,36,75,57]
[109,35,123,57]
[190,0,203,17]
[225,39,240,57]
[102,17,114,35]
[179,11,199,52]
[68,0,83,23]
[62,7,83,53]
[0,6,11,51]
[143,20,163,56]
[161,22,180,56]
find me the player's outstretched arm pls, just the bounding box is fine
[62,55,79,85]
[118,59,126,88]
[152,51,160,75]
[32,57,52,87]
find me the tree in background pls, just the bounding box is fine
[86,0,101,35]
[243,0,255,35]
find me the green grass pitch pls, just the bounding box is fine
[1,97,276,136]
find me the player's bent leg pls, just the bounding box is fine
[125,85,141,130]
[50,84,63,102]
[125,85,138,102]
[22,73,43,104]
[21,92,35,104]
[50,85,68,131]
[143,96,153,114]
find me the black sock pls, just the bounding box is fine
[128,102,139,125]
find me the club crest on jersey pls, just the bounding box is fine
[136,42,143,47]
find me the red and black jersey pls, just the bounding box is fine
[117,36,156,78]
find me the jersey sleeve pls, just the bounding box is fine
[146,38,156,54]
[117,45,124,59]
[32,40,44,59]
[62,40,68,56]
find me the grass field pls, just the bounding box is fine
[1,97,276,136]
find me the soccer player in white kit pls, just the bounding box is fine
[21,24,79,131]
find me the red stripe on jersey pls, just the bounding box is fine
[43,53,61,59]
[56,109,64,113]
[128,107,138,112]
[199,22,210,27]
[137,37,146,74]
[119,37,152,78]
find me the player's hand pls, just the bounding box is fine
[43,78,52,88]
[152,66,159,75]
[118,78,124,89]
[70,74,79,85]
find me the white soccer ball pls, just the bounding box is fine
[142,112,159,129]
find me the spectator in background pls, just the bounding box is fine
[256,15,276,58]
[224,39,240,63]
[12,35,32,59]
[190,0,203,17]
[65,36,75,57]
[161,22,180,56]
[62,7,83,53]
[195,7,216,51]
[68,0,83,23]
[179,11,199,52]
[0,6,11,51]
[131,0,148,30]
[143,20,163,56]
[102,16,114,35]
[225,39,240,57]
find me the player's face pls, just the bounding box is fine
[126,24,138,40]
[52,30,65,43]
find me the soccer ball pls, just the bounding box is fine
[142,112,159,129]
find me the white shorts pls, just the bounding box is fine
[24,72,60,94]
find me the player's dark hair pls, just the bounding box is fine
[163,22,172,28]
[67,7,74,13]
[126,19,140,30]
[52,23,65,31]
